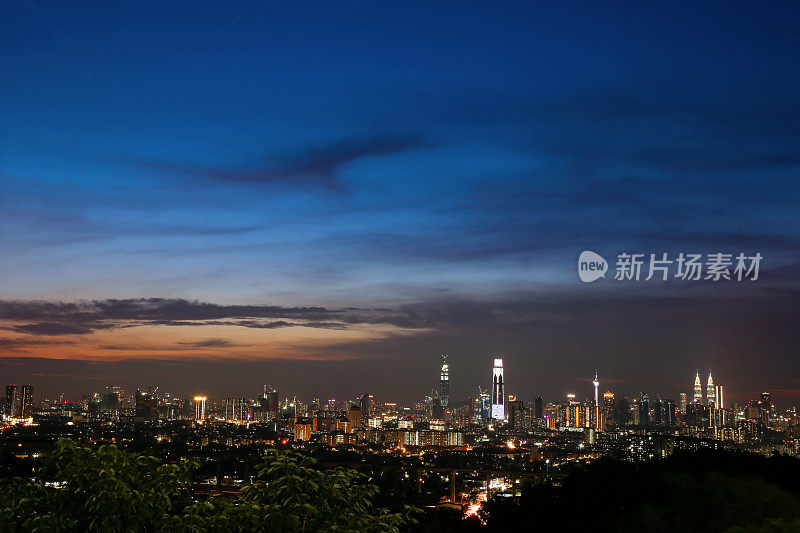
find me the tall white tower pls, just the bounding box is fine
[439,353,450,407]
[707,372,715,406]
[693,371,703,403]
[593,370,600,407]
[491,358,505,421]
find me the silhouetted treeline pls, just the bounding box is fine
[475,450,800,532]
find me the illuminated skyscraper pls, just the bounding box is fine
[491,358,505,421]
[359,393,373,425]
[706,373,715,406]
[759,392,772,425]
[593,371,600,406]
[194,396,207,421]
[439,353,450,408]
[224,398,245,421]
[693,371,703,403]
[474,386,490,422]
[4,384,33,421]
[679,392,688,414]
[714,385,724,409]
[603,391,615,424]
[259,386,279,421]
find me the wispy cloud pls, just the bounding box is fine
[127,135,429,193]
[176,338,249,348]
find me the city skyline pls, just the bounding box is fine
[8,363,773,416]
[2,2,799,405]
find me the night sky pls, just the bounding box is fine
[1,2,799,406]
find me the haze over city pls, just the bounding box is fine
[1,2,799,404]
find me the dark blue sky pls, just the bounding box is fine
[1,2,799,404]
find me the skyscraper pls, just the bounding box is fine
[347,404,361,430]
[715,385,724,409]
[4,384,33,421]
[194,396,207,421]
[134,389,158,420]
[474,386,490,422]
[224,398,245,421]
[603,391,615,424]
[439,353,450,408]
[491,358,505,421]
[679,392,688,414]
[359,393,373,425]
[707,373,716,406]
[260,386,279,421]
[639,393,651,426]
[661,399,677,427]
[693,371,703,403]
[508,398,531,431]
[534,395,543,419]
[759,392,772,426]
[593,371,600,406]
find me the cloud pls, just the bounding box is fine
[0,298,423,336]
[11,322,99,336]
[0,337,75,349]
[176,338,249,348]
[2,288,800,406]
[127,135,429,193]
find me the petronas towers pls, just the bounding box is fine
[693,370,717,406]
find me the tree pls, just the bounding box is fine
[0,439,420,533]
[1,438,197,532]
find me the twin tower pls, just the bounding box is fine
[694,371,719,406]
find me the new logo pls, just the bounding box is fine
[578,251,608,282]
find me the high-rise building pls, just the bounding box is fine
[4,384,33,421]
[603,391,615,425]
[714,385,724,409]
[439,353,450,408]
[508,399,532,431]
[224,398,245,421]
[534,395,543,419]
[660,399,676,427]
[474,387,490,422]
[359,393,373,425]
[259,387,279,421]
[134,389,158,420]
[759,392,772,426]
[593,371,600,406]
[707,373,716,406]
[639,393,651,426]
[693,371,703,403]
[347,405,362,430]
[100,391,119,415]
[490,358,505,421]
[679,392,688,414]
[617,397,632,426]
[194,396,207,421]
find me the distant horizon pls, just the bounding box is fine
[5,344,790,410]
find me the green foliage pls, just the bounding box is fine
[0,439,419,533]
[0,439,197,532]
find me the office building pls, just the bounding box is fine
[194,396,207,421]
[490,358,505,421]
[4,384,33,421]
[439,353,450,408]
